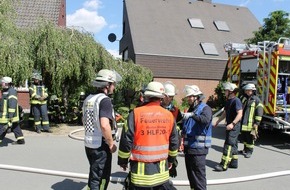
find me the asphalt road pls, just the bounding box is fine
[0,125,290,190]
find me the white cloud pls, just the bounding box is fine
[83,0,102,10]
[67,0,120,55]
[67,8,107,34]
[109,24,118,29]
[108,49,121,59]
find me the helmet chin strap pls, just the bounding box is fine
[193,96,199,107]
[103,86,110,95]
[2,83,10,89]
[106,83,115,95]
[227,91,235,99]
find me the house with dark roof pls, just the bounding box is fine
[12,0,66,110]
[14,0,66,28]
[120,0,261,103]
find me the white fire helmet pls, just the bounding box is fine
[92,69,122,87]
[144,81,165,98]
[32,72,42,81]
[1,76,12,84]
[223,82,238,92]
[184,85,202,97]
[243,83,256,91]
[1,76,12,89]
[164,81,177,96]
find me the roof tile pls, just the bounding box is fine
[14,0,62,28]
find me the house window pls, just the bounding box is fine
[123,21,126,35]
[188,18,204,29]
[123,48,129,61]
[200,42,219,55]
[214,20,230,31]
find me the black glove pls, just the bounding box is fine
[250,124,259,140]
[123,172,131,190]
[3,122,12,131]
[169,159,178,178]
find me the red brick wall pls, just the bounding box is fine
[18,91,30,111]
[154,78,219,106]
[0,90,30,111]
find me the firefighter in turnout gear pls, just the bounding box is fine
[182,85,212,190]
[161,81,183,178]
[0,77,25,145]
[162,81,183,123]
[214,82,243,171]
[239,83,263,158]
[29,73,51,133]
[118,81,179,190]
[162,81,183,151]
[83,69,122,190]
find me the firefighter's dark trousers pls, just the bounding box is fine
[220,124,240,170]
[28,107,34,128]
[32,104,50,131]
[239,131,254,154]
[185,153,207,190]
[85,143,112,190]
[128,181,176,190]
[0,122,24,143]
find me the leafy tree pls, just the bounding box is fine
[28,22,153,108]
[214,81,226,109]
[1,0,153,110]
[103,59,153,108]
[246,10,290,44]
[0,0,33,85]
[27,22,111,106]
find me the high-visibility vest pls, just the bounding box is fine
[131,102,174,162]
[183,102,212,148]
[83,93,116,149]
[83,93,106,149]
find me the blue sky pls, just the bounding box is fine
[66,0,290,58]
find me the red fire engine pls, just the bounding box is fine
[225,37,290,133]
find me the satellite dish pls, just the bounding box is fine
[108,33,117,42]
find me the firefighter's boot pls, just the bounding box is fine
[229,159,238,169]
[214,164,227,172]
[12,139,25,145]
[244,152,252,158]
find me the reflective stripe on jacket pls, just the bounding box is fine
[183,102,212,148]
[0,87,19,123]
[131,102,175,162]
[83,93,107,149]
[241,95,264,131]
[130,160,169,187]
[118,101,178,187]
[29,84,48,104]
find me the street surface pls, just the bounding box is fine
[0,123,290,190]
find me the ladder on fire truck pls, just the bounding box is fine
[257,37,290,132]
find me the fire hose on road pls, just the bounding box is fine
[0,163,290,185]
[2,110,289,186]
[0,125,289,186]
